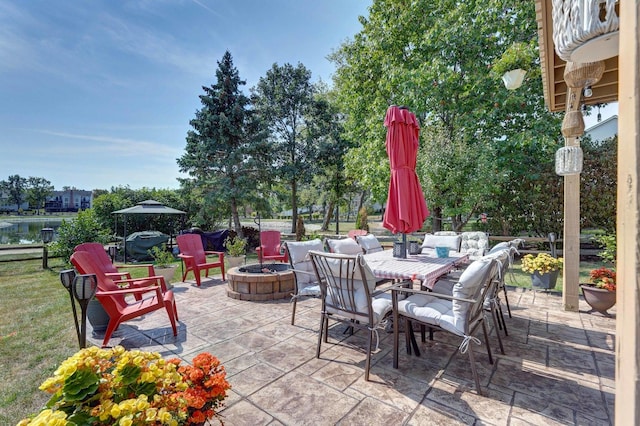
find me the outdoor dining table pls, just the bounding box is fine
[363,248,469,289]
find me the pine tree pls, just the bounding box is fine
[178,51,270,236]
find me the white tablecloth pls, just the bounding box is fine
[363,249,469,289]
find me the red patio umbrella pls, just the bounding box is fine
[382,105,429,255]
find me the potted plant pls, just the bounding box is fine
[224,235,247,269]
[148,243,177,284]
[580,234,617,315]
[492,41,536,89]
[18,345,230,426]
[521,252,563,290]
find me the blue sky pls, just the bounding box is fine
[0,0,371,191]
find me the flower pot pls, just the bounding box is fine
[155,265,177,286]
[531,270,559,290]
[87,298,111,337]
[580,284,616,315]
[227,255,246,269]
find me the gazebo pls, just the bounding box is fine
[112,200,186,261]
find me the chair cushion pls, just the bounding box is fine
[460,232,489,259]
[421,234,461,251]
[356,234,383,253]
[326,238,363,255]
[287,239,324,286]
[398,294,460,336]
[451,258,495,331]
[488,242,510,254]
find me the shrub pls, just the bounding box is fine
[355,207,369,232]
[49,209,110,263]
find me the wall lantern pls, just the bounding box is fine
[502,69,527,90]
[555,145,584,175]
[552,0,619,63]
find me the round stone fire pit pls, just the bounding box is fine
[227,263,295,301]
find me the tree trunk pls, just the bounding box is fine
[230,197,243,238]
[432,206,443,232]
[291,180,298,234]
[321,200,335,231]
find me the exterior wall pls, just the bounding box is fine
[584,115,618,142]
[45,189,93,212]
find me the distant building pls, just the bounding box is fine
[0,191,29,213]
[45,189,93,212]
[584,115,618,143]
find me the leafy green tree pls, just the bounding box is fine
[0,174,28,213]
[581,135,617,233]
[178,51,270,237]
[331,0,562,234]
[252,62,320,233]
[26,177,54,214]
[50,209,110,263]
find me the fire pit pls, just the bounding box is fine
[227,263,295,301]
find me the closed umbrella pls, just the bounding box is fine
[382,105,429,257]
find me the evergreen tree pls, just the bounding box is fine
[178,51,270,236]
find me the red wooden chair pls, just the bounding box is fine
[74,242,168,300]
[256,230,288,263]
[74,242,156,280]
[347,229,368,240]
[70,251,178,348]
[176,234,225,286]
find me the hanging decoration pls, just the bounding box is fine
[552,0,619,63]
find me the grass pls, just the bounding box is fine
[0,252,603,423]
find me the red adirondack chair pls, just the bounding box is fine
[70,251,178,347]
[256,230,288,263]
[176,234,225,285]
[347,229,368,240]
[74,242,156,280]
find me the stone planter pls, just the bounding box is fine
[227,255,246,269]
[580,284,616,315]
[87,298,110,337]
[531,270,560,290]
[155,265,177,286]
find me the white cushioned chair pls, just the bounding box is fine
[284,239,325,325]
[356,234,384,254]
[460,232,490,260]
[420,234,461,253]
[391,257,500,395]
[325,237,364,255]
[309,250,397,381]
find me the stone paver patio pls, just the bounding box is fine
[87,274,616,425]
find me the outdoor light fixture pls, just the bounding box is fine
[60,269,81,347]
[72,273,98,349]
[502,69,526,90]
[40,227,54,269]
[583,86,593,98]
[552,0,619,63]
[555,146,584,176]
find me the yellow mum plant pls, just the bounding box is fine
[18,346,230,426]
[521,253,563,274]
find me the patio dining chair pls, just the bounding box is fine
[356,233,384,254]
[309,250,400,381]
[325,237,364,255]
[284,239,325,325]
[392,257,500,395]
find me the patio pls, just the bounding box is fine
[87,274,615,425]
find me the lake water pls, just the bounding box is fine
[0,217,63,245]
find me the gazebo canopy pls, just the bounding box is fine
[111,199,186,215]
[111,200,186,262]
